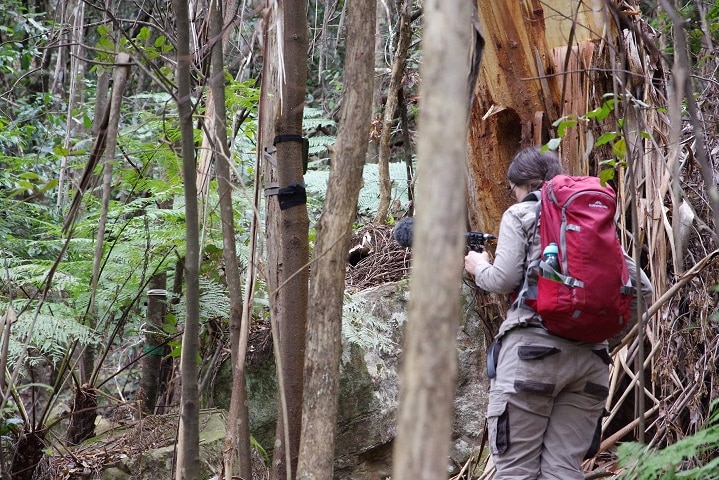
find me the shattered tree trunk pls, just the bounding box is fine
[468,0,608,231]
[468,1,671,293]
[469,0,679,459]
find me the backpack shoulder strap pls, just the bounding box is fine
[512,196,541,313]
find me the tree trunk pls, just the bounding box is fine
[263,1,310,479]
[469,0,682,460]
[295,0,375,477]
[367,3,389,164]
[466,0,634,349]
[205,1,254,478]
[56,0,86,211]
[173,0,202,476]
[136,272,168,414]
[391,0,471,478]
[68,52,131,445]
[374,0,412,223]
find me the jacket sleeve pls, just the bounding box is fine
[473,207,529,294]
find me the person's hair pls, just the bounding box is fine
[506,146,563,190]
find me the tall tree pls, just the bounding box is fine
[295,0,376,477]
[206,0,254,478]
[68,52,132,445]
[172,0,202,477]
[262,1,310,478]
[391,0,471,478]
[56,0,87,211]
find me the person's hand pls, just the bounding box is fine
[464,250,490,276]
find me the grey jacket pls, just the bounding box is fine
[473,196,652,342]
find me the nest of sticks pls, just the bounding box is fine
[345,222,411,292]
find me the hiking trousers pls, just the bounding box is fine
[486,326,609,480]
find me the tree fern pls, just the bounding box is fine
[172,278,231,328]
[1,300,101,368]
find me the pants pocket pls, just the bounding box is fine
[487,398,510,455]
[514,345,560,394]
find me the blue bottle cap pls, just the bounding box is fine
[543,243,558,255]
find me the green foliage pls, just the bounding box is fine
[94,24,174,81]
[341,293,399,364]
[174,278,231,327]
[0,79,260,388]
[0,300,101,368]
[545,93,653,184]
[0,194,62,258]
[305,162,410,221]
[616,399,719,479]
[0,1,46,79]
[0,1,65,158]
[303,106,337,162]
[646,0,719,66]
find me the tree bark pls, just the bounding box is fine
[56,0,86,211]
[264,1,310,479]
[196,0,241,198]
[205,1,254,478]
[374,0,413,223]
[137,272,168,414]
[68,52,131,445]
[391,0,471,478]
[173,0,202,476]
[295,0,376,477]
[367,3,389,164]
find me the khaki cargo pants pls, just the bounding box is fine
[486,326,609,479]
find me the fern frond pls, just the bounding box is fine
[616,399,719,479]
[173,278,230,326]
[308,135,335,156]
[4,305,101,368]
[341,293,399,365]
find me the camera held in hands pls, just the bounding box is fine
[393,217,496,252]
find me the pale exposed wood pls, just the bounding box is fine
[467,0,719,469]
[551,41,595,175]
[468,0,559,236]
[540,0,608,49]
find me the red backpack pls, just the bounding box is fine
[517,175,634,342]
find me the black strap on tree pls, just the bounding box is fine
[273,134,309,174]
[270,135,309,210]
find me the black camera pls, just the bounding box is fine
[393,218,496,252]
